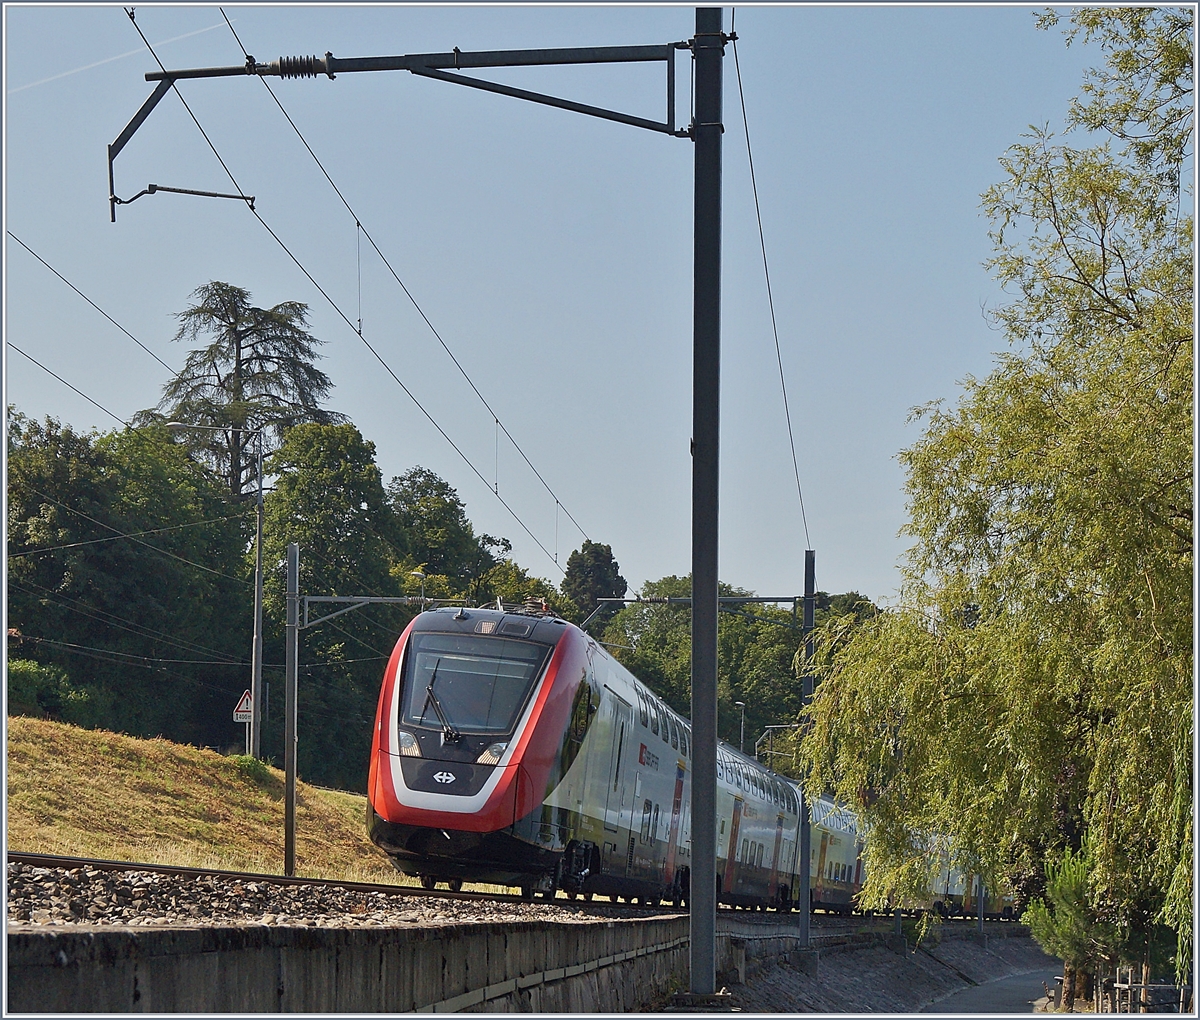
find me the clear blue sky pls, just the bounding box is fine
[4,4,1100,605]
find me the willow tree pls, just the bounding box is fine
[796,8,1192,974]
[156,281,345,498]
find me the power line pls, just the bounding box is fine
[18,635,246,698]
[9,579,246,662]
[6,231,175,373]
[20,637,249,667]
[9,343,132,429]
[730,13,811,549]
[125,10,567,577]
[9,511,250,558]
[24,486,250,586]
[217,9,591,549]
[19,635,376,727]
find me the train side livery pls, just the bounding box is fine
[367,603,867,908]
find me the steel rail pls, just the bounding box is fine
[5,851,683,913]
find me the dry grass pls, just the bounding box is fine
[6,716,416,886]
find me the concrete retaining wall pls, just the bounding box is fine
[7,916,693,1013]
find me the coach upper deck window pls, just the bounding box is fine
[399,632,553,735]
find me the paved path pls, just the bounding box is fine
[922,968,1059,1013]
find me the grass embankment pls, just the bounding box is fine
[6,716,412,885]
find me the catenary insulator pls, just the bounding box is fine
[277,55,322,79]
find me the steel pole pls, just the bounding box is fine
[977,875,985,933]
[250,435,265,758]
[689,5,723,998]
[284,542,299,877]
[798,549,816,945]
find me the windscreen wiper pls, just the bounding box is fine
[421,659,461,743]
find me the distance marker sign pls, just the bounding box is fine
[233,690,253,723]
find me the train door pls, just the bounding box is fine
[663,761,686,885]
[815,830,829,906]
[767,813,785,900]
[603,691,633,833]
[721,797,744,896]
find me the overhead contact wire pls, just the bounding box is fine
[731,16,811,549]
[218,8,591,545]
[7,232,175,374]
[131,11,566,575]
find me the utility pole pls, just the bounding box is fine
[689,5,724,998]
[797,548,816,947]
[109,9,728,984]
[250,433,265,758]
[284,542,299,877]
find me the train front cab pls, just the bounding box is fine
[367,608,584,890]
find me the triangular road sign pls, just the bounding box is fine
[234,690,253,722]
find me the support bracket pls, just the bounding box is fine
[109,39,694,219]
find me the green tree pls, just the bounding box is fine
[797,8,1191,973]
[7,411,251,746]
[260,422,408,790]
[1024,841,1116,1010]
[386,466,493,598]
[154,281,345,498]
[561,540,627,631]
[604,575,807,751]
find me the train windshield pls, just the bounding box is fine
[400,632,553,735]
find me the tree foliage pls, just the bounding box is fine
[797,8,1192,973]
[604,575,821,752]
[154,282,345,498]
[561,540,628,630]
[7,411,252,745]
[260,423,409,790]
[1024,840,1116,1008]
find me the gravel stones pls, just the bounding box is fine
[5,862,651,931]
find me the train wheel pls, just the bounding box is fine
[447,879,463,893]
[582,891,593,902]
[420,875,436,891]
[519,885,534,901]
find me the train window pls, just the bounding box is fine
[741,839,748,863]
[636,688,648,727]
[651,804,660,842]
[641,800,653,841]
[569,674,596,745]
[681,726,689,758]
[757,844,764,868]
[659,705,670,744]
[669,716,679,750]
[735,766,743,790]
[649,700,659,735]
[400,632,553,734]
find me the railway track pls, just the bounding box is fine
[6,851,692,923]
[7,850,537,907]
[8,852,1000,935]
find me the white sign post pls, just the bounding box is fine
[234,690,253,754]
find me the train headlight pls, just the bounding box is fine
[396,730,422,757]
[475,742,507,766]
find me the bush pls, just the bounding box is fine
[7,660,105,727]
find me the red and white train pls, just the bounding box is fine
[367,603,867,909]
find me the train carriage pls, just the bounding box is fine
[367,603,853,908]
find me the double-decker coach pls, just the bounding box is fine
[367,603,861,908]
